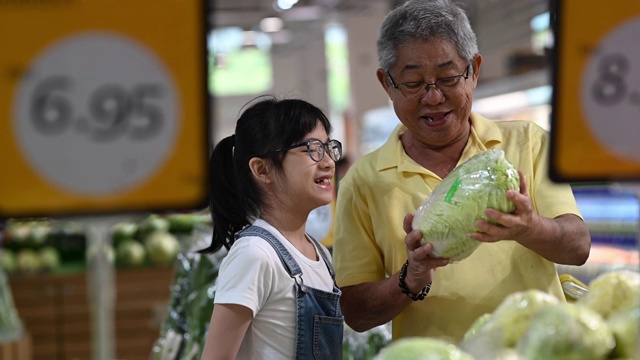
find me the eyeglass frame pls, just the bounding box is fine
[270,138,343,163]
[386,62,472,98]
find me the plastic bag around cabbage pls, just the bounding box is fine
[606,304,640,359]
[412,149,520,261]
[577,269,640,319]
[374,337,474,360]
[460,289,559,358]
[515,302,615,360]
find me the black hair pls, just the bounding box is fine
[199,95,332,253]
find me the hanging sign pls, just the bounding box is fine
[549,0,640,183]
[0,0,210,218]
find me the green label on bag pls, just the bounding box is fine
[444,178,461,204]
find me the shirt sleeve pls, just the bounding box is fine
[333,165,387,288]
[529,126,583,219]
[214,238,275,317]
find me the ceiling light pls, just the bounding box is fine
[260,17,284,33]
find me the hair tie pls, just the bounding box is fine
[230,134,236,156]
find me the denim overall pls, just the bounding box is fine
[237,226,344,360]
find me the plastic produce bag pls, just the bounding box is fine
[577,269,640,319]
[516,303,615,360]
[374,337,474,360]
[607,305,640,359]
[412,149,519,261]
[460,289,559,359]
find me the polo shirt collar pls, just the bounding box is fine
[375,112,504,174]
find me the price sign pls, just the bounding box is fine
[0,0,210,218]
[549,0,640,183]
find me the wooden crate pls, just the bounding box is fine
[9,266,174,360]
[0,334,32,360]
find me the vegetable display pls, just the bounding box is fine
[516,303,615,360]
[577,269,640,319]
[371,269,639,359]
[412,149,519,261]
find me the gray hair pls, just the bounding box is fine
[377,0,479,73]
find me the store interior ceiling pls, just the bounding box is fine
[212,0,387,29]
[209,0,553,120]
[210,0,495,30]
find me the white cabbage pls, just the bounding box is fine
[375,337,474,360]
[516,303,615,360]
[412,149,520,261]
[578,269,640,319]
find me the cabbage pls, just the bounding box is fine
[16,249,41,273]
[577,269,640,319]
[145,231,181,266]
[460,289,559,355]
[462,313,491,342]
[375,337,474,360]
[412,149,519,261]
[0,250,16,274]
[607,305,640,359]
[39,246,61,270]
[516,303,615,360]
[116,239,147,267]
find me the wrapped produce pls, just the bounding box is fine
[516,302,615,360]
[461,289,559,354]
[375,337,473,360]
[607,305,640,359]
[577,269,640,319]
[412,149,519,261]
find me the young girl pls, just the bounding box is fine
[200,96,344,359]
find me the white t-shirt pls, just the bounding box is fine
[214,219,334,360]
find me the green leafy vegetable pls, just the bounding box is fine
[461,289,559,355]
[412,149,520,261]
[607,305,640,359]
[375,337,474,360]
[516,303,615,360]
[578,269,640,319]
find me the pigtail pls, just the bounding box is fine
[200,135,248,253]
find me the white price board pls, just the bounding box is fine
[0,0,210,218]
[550,0,640,183]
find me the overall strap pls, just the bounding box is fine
[236,225,301,277]
[305,234,336,279]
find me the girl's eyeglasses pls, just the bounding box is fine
[271,138,342,163]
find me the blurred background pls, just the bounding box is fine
[0,0,638,359]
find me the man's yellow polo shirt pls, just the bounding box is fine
[332,113,582,342]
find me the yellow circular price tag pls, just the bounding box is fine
[550,0,640,183]
[0,0,210,218]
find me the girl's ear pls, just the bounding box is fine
[249,157,272,183]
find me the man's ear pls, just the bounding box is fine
[249,157,271,183]
[376,68,393,97]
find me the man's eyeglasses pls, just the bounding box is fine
[387,62,471,98]
[272,138,342,163]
